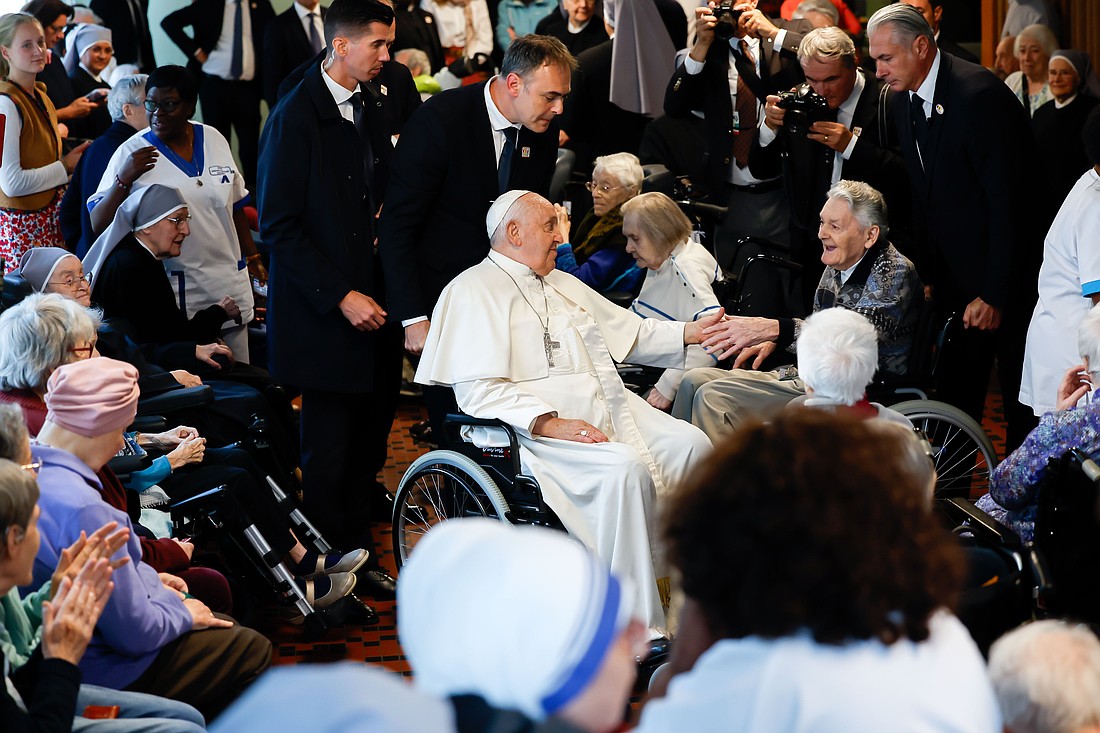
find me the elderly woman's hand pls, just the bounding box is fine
[166,436,206,470]
[149,426,200,447]
[1056,363,1092,411]
[699,314,778,359]
[50,523,130,600]
[169,370,202,388]
[219,296,242,324]
[41,559,114,665]
[553,203,571,243]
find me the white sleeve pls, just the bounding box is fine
[0,96,67,199]
[683,55,706,75]
[625,319,688,369]
[453,378,559,438]
[469,0,494,57]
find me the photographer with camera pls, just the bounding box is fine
[664,1,812,268]
[751,27,910,312]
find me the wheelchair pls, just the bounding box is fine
[391,413,564,570]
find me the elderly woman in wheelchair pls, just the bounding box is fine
[620,192,723,412]
[977,303,1100,543]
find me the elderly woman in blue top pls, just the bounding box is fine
[554,152,645,295]
[622,192,721,411]
[29,357,270,720]
[979,303,1100,543]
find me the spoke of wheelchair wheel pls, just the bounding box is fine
[422,473,448,520]
[921,420,983,483]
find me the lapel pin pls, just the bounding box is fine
[521,147,531,158]
[935,103,944,115]
[852,126,862,136]
[380,84,388,96]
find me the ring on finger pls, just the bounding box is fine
[580,430,589,437]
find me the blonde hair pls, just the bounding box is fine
[620,192,692,257]
[0,13,43,79]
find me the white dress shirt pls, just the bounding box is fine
[202,0,256,81]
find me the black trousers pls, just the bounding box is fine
[298,328,403,550]
[198,76,260,188]
[935,304,1039,454]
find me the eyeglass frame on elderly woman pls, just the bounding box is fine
[584,181,627,195]
[67,338,98,359]
[164,214,192,229]
[48,272,91,290]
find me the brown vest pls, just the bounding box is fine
[0,79,61,211]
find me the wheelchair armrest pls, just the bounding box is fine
[129,416,167,433]
[442,413,523,475]
[136,385,213,416]
[940,497,1023,550]
[603,291,635,309]
[678,200,728,224]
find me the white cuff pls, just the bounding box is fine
[401,316,428,328]
[683,55,705,75]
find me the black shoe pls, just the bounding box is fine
[357,568,397,601]
[346,594,380,625]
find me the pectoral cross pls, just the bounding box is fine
[543,329,559,367]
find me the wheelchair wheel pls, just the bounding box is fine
[391,450,511,570]
[893,400,1000,498]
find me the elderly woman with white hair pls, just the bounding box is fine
[555,152,646,294]
[399,519,647,733]
[979,303,1100,543]
[63,23,113,140]
[622,192,721,411]
[1004,23,1058,116]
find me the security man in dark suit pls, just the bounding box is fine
[90,0,156,71]
[663,1,811,267]
[378,34,572,358]
[256,0,398,595]
[262,0,327,108]
[867,3,1045,450]
[901,0,979,64]
[161,0,275,187]
[750,26,909,312]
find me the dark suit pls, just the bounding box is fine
[257,61,389,548]
[90,0,156,70]
[664,24,810,195]
[749,69,911,310]
[893,52,1046,449]
[377,81,559,323]
[161,0,275,186]
[936,34,979,64]
[563,40,649,172]
[393,1,445,73]
[261,3,326,108]
[533,13,607,57]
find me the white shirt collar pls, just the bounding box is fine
[911,49,941,110]
[321,63,360,104]
[484,76,519,134]
[567,19,589,33]
[488,248,536,279]
[79,62,102,83]
[838,70,865,125]
[1054,93,1078,109]
[293,1,320,20]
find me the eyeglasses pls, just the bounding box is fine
[67,339,97,358]
[165,214,192,229]
[20,460,41,476]
[143,98,184,114]
[48,272,90,290]
[585,181,626,195]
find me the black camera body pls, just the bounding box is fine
[776,83,831,136]
[712,1,744,41]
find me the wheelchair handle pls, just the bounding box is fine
[1069,448,1100,484]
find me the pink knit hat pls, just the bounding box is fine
[44,359,140,438]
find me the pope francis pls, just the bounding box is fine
[415,190,717,634]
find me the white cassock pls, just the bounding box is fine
[630,239,723,401]
[416,250,713,633]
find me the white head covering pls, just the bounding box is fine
[609,0,678,116]
[209,663,456,733]
[82,184,188,290]
[17,247,79,292]
[398,519,634,721]
[485,189,535,239]
[62,24,112,75]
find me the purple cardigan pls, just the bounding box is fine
[28,444,193,689]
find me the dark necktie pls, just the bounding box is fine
[126,0,146,63]
[230,0,244,79]
[910,92,928,158]
[349,91,377,212]
[307,12,323,54]
[732,40,758,169]
[498,126,518,195]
